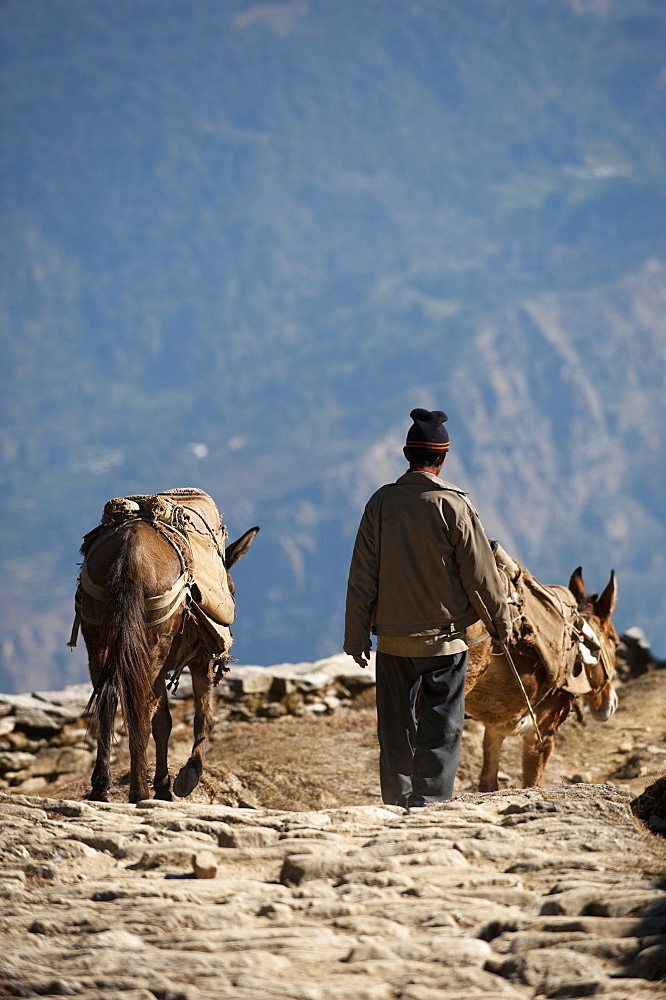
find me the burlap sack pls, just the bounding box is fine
[155,489,236,626]
[494,545,579,690]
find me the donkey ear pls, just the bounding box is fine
[569,567,586,604]
[226,526,260,568]
[594,570,617,621]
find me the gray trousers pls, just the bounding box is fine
[375,650,468,808]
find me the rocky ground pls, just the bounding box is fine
[1,634,665,816]
[1,785,665,999]
[0,634,665,998]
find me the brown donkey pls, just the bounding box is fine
[80,516,258,803]
[464,565,618,791]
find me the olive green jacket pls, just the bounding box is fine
[344,470,512,656]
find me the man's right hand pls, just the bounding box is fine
[352,650,370,669]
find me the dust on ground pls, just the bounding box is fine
[50,667,666,811]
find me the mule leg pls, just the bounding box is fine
[87,683,116,802]
[521,731,554,788]
[128,713,151,803]
[173,656,214,798]
[479,726,505,792]
[152,684,173,800]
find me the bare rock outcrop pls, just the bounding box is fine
[632,776,666,836]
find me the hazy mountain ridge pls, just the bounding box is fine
[1,0,665,690]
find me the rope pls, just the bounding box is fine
[499,640,545,748]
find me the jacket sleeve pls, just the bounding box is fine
[343,504,379,656]
[450,502,513,643]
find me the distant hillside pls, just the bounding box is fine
[1,0,665,691]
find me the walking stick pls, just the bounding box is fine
[473,592,545,748]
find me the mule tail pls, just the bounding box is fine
[86,523,154,757]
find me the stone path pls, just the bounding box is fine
[1,784,664,999]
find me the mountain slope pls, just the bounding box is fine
[1,0,665,690]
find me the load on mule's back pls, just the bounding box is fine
[71,488,258,803]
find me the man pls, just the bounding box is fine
[344,408,512,808]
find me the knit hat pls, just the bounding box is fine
[405,408,449,452]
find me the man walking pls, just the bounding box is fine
[344,408,512,807]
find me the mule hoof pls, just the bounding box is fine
[86,790,108,802]
[154,788,173,802]
[173,765,201,798]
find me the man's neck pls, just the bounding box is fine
[409,466,442,476]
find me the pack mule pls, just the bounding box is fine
[72,489,258,803]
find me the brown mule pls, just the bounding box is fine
[464,567,618,791]
[81,518,258,803]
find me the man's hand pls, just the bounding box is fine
[352,650,370,669]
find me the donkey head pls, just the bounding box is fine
[568,566,618,721]
[569,567,617,622]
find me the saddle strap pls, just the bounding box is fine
[79,564,189,611]
[585,618,616,682]
[67,610,81,649]
[75,588,189,630]
[467,630,491,648]
[73,566,190,635]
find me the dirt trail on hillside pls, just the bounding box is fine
[50,667,666,811]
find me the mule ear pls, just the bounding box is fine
[569,567,586,604]
[226,526,260,568]
[594,570,617,621]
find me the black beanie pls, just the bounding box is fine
[405,408,449,452]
